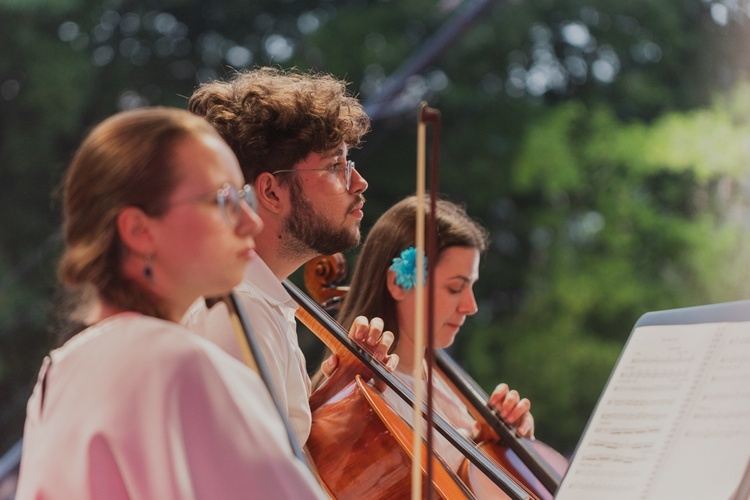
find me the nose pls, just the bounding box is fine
[236,203,263,238]
[349,166,368,194]
[459,288,478,316]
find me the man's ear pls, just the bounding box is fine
[386,269,407,301]
[255,172,286,215]
[116,206,155,256]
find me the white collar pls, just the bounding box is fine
[239,256,298,310]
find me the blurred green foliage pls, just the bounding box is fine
[2,0,750,461]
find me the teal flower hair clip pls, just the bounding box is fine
[390,246,428,290]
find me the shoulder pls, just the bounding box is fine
[77,314,242,384]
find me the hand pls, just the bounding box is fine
[318,316,399,380]
[489,383,535,439]
[347,315,395,363]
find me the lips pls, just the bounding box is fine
[349,200,365,218]
[348,195,365,213]
[446,319,464,329]
[239,248,256,260]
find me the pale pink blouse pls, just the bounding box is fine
[16,313,325,500]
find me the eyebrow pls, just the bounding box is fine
[448,275,475,283]
[322,146,346,159]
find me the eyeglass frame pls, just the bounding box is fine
[167,182,257,228]
[272,160,356,192]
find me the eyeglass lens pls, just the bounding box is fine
[217,184,257,228]
[345,160,354,191]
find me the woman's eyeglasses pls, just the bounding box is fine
[273,160,356,192]
[169,183,257,228]
[216,183,257,227]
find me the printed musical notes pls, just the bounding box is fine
[556,321,750,499]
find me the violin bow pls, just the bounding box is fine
[205,294,312,468]
[412,101,442,499]
[415,101,564,497]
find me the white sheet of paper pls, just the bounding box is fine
[556,322,750,500]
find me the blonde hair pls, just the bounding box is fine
[58,107,220,323]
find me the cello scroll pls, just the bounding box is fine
[303,253,349,312]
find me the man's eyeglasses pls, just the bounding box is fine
[273,160,356,192]
[169,183,257,228]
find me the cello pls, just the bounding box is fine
[303,253,568,499]
[286,278,534,499]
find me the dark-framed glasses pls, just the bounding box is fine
[169,183,257,228]
[273,160,356,192]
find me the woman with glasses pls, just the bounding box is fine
[335,195,535,472]
[15,107,326,499]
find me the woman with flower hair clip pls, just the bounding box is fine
[335,194,535,473]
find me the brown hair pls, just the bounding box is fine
[337,196,490,346]
[188,66,370,183]
[58,107,220,325]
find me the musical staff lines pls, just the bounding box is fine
[556,321,750,500]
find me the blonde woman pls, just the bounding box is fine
[16,108,325,499]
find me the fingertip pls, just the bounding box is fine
[387,354,400,371]
[349,316,367,339]
[354,315,368,324]
[382,330,394,347]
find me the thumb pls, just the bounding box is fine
[320,354,338,378]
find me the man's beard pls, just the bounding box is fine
[282,180,363,257]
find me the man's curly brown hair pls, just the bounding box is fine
[188,67,371,183]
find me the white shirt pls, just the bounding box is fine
[16,313,325,500]
[183,257,312,445]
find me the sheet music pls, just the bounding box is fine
[556,322,750,500]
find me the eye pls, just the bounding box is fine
[328,159,345,171]
[214,188,228,206]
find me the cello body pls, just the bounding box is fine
[307,376,477,499]
[459,440,567,500]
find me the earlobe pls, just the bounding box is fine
[116,206,155,255]
[255,172,285,214]
[386,269,407,301]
